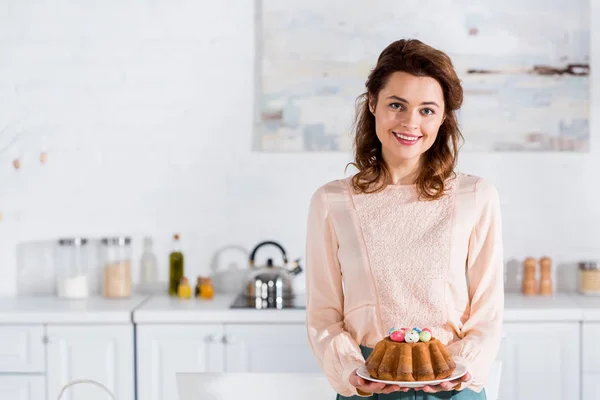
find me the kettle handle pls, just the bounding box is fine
[249,241,288,267]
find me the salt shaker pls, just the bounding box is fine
[522,257,537,296]
[539,256,553,295]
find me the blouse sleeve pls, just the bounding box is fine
[446,179,504,391]
[305,185,367,397]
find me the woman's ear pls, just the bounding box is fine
[368,95,375,114]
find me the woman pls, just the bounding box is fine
[305,39,503,400]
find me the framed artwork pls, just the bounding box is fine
[254,0,590,152]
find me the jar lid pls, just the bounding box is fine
[101,237,132,246]
[58,238,88,246]
[579,261,600,270]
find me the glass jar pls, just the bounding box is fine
[579,261,600,295]
[55,238,90,299]
[100,236,132,298]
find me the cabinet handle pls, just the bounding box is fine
[43,335,57,344]
[206,334,220,343]
[222,335,236,344]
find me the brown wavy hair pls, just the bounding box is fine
[348,39,464,200]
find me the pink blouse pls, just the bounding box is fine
[305,173,504,397]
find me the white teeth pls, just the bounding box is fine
[394,132,419,141]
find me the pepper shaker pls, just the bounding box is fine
[522,257,537,296]
[539,256,553,296]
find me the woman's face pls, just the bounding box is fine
[370,71,446,165]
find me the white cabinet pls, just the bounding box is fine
[583,323,600,373]
[499,322,580,400]
[45,325,135,400]
[0,325,45,372]
[0,325,46,400]
[224,324,320,373]
[583,373,600,400]
[0,375,45,400]
[135,323,317,400]
[582,323,600,400]
[136,324,225,400]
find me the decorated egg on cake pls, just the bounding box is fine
[390,330,405,342]
[412,327,422,333]
[422,328,431,333]
[419,331,432,342]
[388,327,399,335]
[405,330,420,343]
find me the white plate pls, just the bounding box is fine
[356,358,467,388]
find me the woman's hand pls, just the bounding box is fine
[349,369,409,395]
[416,372,471,393]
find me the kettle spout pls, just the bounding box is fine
[290,258,303,276]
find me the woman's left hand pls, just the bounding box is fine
[416,372,471,393]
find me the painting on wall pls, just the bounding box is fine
[254,0,590,152]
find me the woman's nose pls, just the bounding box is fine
[398,114,420,130]
[398,112,421,129]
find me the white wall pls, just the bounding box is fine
[0,0,598,296]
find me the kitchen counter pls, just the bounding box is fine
[1,292,599,325]
[133,293,307,323]
[503,292,583,321]
[133,292,600,324]
[570,294,600,321]
[0,295,148,324]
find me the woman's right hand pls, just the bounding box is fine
[349,368,409,395]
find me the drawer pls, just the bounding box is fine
[583,323,600,372]
[0,325,45,372]
[0,375,45,400]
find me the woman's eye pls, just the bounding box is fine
[421,108,435,116]
[389,103,402,110]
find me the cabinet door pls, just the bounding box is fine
[45,325,134,400]
[0,376,45,400]
[583,323,600,373]
[136,324,225,400]
[0,325,45,372]
[583,373,600,400]
[499,322,579,400]
[582,323,600,400]
[224,323,321,373]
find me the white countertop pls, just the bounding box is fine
[133,292,600,324]
[0,292,599,325]
[570,294,600,321]
[133,294,307,323]
[503,292,583,321]
[0,295,148,324]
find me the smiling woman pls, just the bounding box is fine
[351,39,464,200]
[305,39,503,400]
[370,73,445,172]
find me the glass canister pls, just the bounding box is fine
[100,236,132,298]
[55,238,90,299]
[579,261,600,295]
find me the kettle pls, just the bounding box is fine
[245,241,302,301]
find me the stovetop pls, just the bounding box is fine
[229,294,306,310]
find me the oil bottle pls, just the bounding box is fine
[169,234,184,296]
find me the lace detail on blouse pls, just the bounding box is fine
[350,179,458,336]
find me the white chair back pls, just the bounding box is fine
[177,372,336,400]
[485,360,502,400]
[177,361,502,400]
[484,332,506,400]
